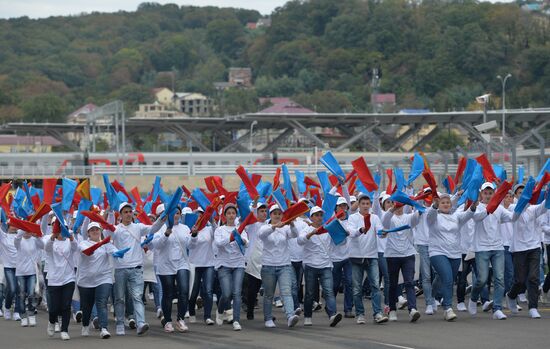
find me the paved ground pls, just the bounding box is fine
[1,299,549,349]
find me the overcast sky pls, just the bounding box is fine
[0,0,515,19]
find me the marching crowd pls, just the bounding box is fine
[0,153,549,341]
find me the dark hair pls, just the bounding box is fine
[358,196,371,203]
[224,206,237,215]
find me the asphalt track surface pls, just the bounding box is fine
[1,298,549,349]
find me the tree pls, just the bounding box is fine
[21,94,67,122]
[206,18,246,58]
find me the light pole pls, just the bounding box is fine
[496,73,512,140]
[249,120,258,165]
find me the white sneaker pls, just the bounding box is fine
[0,309,3,317]
[468,299,478,315]
[518,293,527,303]
[100,328,111,339]
[60,332,70,340]
[164,322,174,333]
[205,318,215,325]
[265,319,276,328]
[294,308,302,316]
[304,317,312,326]
[29,316,36,327]
[215,312,224,326]
[389,310,397,321]
[482,300,493,312]
[4,309,11,320]
[189,315,197,323]
[136,323,149,335]
[156,308,163,319]
[81,325,90,336]
[425,304,434,315]
[47,322,55,337]
[397,296,408,309]
[329,313,342,327]
[287,315,299,327]
[75,310,83,323]
[457,302,467,312]
[224,310,233,323]
[175,319,188,332]
[116,324,125,336]
[517,304,523,311]
[274,299,283,308]
[148,292,154,300]
[409,308,420,322]
[529,308,541,319]
[492,310,507,320]
[232,321,242,331]
[444,308,457,321]
[21,317,28,327]
[184,310,189,318]
[356,315,366,324]
[374,313,388,324]
[506,294,518,314]
[54,322,61,332]
[13,312,21,321]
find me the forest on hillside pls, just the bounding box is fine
[0,0,549,123]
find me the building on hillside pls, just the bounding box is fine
[257,18,272,27]
[246,22,257,30]
[371,93,397,113]
[258,97,314,114]
[134,102,187,118]
[67,103,98,124]
[173,92,212,117]
[229,68,253,87]
[0,134,62,153]
[152,87,175,107]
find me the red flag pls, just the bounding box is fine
[130,187,144,208]
[345,169,357,184]
[111,180,133,204]
[348,176,358,194]
[486,180,513,214]
[181,185,192,198]
[363,213,371,233]
[235,166,259,199]
[476,154,498,183]
[80,211,116,231]
[422,169,439,198]
[351,157,378,192]
[238,212,258,234]
[315,210,346,235]
[309,188,322,207]
[454,157,467,184]
[0,181,11,203]
[42,178,57,204]
[281,201,310,225]
[304,176,321,188]
[386,168,394,194]
[8,216,43,237]
[530,172,550,205]
[136,209,152,225]
[28,202,52,223]
[195,198,221,231]
[82,236,112,256]
[204,176,217,193]
[273,167,281,190]
[251,174,262,187]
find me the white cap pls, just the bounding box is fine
[118,202,132,212]
[423,186,432,193]
[182,207,193,215]
[87,222,101,231]
[438,192,451,199]
[72,211,78,219]
[269,204,282,213]
[298,197,310,203]
[255,201,267,209]
[350,195,357,203]
[480,182,496,191]
[336,197,348,206]
[310,206,324,215]
[155,204,165,216]
[195,207,204,213]
[380,191,387,197]
[381,194,391,205]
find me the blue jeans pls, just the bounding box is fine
[189,266,214,320]
[504,246,514,295]
[351,258,382,317]
[79,283,112,329]
[430,255,460,310]
[304,265,336,318]
[17,274,36,317]
[471,250,505,311]
[387,255,416,311]
[416,245,434,306]
[378,252,389,305]
[332,259,353,313]
[158,269,190,323]
[291,261,303,308]
[114,267,145,327]
[4,268,21,313]
[217,267,244,322]
[261,265,296,321]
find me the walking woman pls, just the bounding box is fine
[426,194,475,321]
[213,203,248,331]
[153,207,191,333]
[44,221,78,340]
[77,222,117,338]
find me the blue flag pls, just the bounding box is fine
[151,176,161,203]
[90,187,102,205]
[73,198,92,233]
[322,193,338,223]
[163,187,183,228]
[406,153,425,186]
[317,171,332,195]
[390,190,426,213]
[326,219,348,245]
[62,178,77,211]
[191,188,211,210]
[295,170,306,195]
[514,177,535,215]
[394,167,405,192]
[51,202,71,238]
[536,158,550,182]
[517,166,525,185]
[232,229,246,255]
[320,151,346,182]
[183,213,199,229]
[282,163,293,201]
[272,188,288,211]
[237,193,252,219]
[377,224,411,236]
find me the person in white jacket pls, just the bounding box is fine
[258,204,300,329]
[213,203,248,331]
[152,207,191,333]
[348,194,388,325]
[506,198,548,318]
[541,210,550,299]
[297,206,342,327]
[0,222,22,321]
[381,202,422,322]
[427,194,476,321]
[14,228,44,327]
[77,221,117,339]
